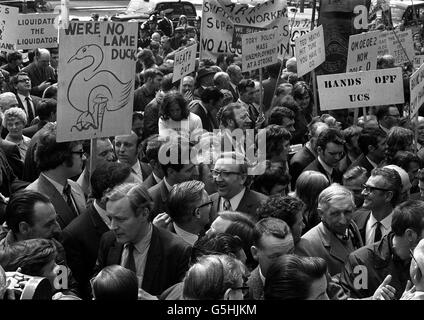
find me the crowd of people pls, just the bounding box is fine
[1,10,424,302]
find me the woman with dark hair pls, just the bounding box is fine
[292,81,314,144]
[291,171,330,234]
[158,90,203,141]
[91,265,139,300]
[264,254,329,300]
[383,126,414,165]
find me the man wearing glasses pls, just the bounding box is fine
[12,72,41,125]
[304,128,345,184]
[354,167,402,245]
[375,105,400,134]
[209,152,268,222]
[340,200,424,299]
[26,123,87,229]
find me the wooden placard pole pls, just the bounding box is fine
[415,113,419,153]
[259,68,264,115]
[353,108,359,125]
[363,107,367,122]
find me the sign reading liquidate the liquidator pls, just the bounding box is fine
[317,67,404,111]
[295,25,325,77]
[346,30,379,72]
[0,5,19,52]
[173,44,197,83]
[16,13,58,50]
[242,28,279,72]
[377,29,414,65]
[410,62,424,118]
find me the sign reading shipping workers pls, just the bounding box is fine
[0,5,19,52]
[57,21,138,142]
[16,13,58,50]
[295,25,325,77]
[201,0,289,61]
[172,44,197,83]
[378,29,414,65]
[410,62,424,118]
[346,30,379,72]
[242,28,279,73]
[317,67,404,110]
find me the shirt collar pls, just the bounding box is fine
[131,161,142,176]
[305,141,317,157]
[42,173,66,194]
[163,177,173,191]
[17,93,30,101]
[152,172,162,184]
[93,200,111,229]
[366,156,378,168]
[173,222,198,246]
[223,187,246,211]
[369,211,393,231]
[317,156,333,175]
[379,124,390,134]
[258,266,266,285]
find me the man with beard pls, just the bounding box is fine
[353,167,402,246]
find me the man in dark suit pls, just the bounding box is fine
[1,51,22,78]
[158,9,174,37]
[227,64,243,102]
[95,183,191,296]
[22,98,56,138]
[148,140,199,220]
[209,152,268,222]
[62,162,132,299]
[0,137,23,179]
[189,86,223,132]
[289,121,328,188]
[353,167,401,246]
[296,184,363,277]
[262,61,282,112]
[141,137,164,190]
[348,127,387,175]
[304,128,345,184]
[25,124,87,229]
[11,72,41,125]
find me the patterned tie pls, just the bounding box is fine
[25,97,34,122]
[223,199,232,211]
[122,243,136,274]
[63,183,79,218]
[374,221,382,243]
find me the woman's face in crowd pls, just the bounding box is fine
[169,102,182,121]
[295,91,310,110]
[6,117,24,137]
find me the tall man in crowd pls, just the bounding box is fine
[12,72,41,125]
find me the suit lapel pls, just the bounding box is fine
[210,193,220,222]
[319,224,350,264]
[236,189,252,213]
[68,180,86,215]
[142,226,162,293]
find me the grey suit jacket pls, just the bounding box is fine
[247,266,264,300]
[26,174,87,229]
[295,222,363,277]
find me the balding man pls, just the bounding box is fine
[295,184,363,277]
[22,48,56,97]
[213,72,231,91]
[227,64,243,101]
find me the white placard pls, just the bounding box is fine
[346,30,379,72]
[410,62,424,118]
[377,29,414,65]
[172,44,197,83]
[295,25,325,77]
[0,5,19,52]
[242,28,279,72]
[317,67,404,111]
[57,21,138,142]
[16,13,58,50]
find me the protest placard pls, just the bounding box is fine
[242,28,279,73]
[201,0,289,60]
[173,44,197,83]
[57,21,138,142]
[317,67,404,110]
[16,13,58,50]
[0,5,19,52]
[414,55,424,70]
[378,29,414,65]
[410,62,424,118]
[346,30,379,72]
[286,17,313,57]
[295,25,325,77]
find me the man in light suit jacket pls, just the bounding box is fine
[94,183,191,296]
[209,152,268,222]
[295,184,363,277]
[25,124,87,229]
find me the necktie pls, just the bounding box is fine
[223,199,232,211]
[63,183,79,218]
[374,221,382,242]
[25,97,34,122]
[122,243,136,274]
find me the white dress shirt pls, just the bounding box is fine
[365,212,393,245]
[219,187,246,212]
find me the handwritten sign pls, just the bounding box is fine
[16,13,58,50]
[242,28,279,72]
[0,5,19,52]
[201,0,289,60]
[414,55,424,70]
[295,25,325,77]
[346,30,379,72]
[317,67,404,110]
[378,29,414,65]
[173,44,197,83]
[410,62,424,118]
[57,21,138,142]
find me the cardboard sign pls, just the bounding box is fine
[242,28,279,72]
[57,21,138,142]
[317,67,404,110]
[172,44,197,83]
[16,13,58,50]
[200,0,289,60]
[0,5,19,52]
[410,62,424,118]
[346,30,379,72]
[286,17,313,57]
[378,29,414,65]
[295,25,325,77]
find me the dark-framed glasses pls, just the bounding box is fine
[211,169,241,179]
[362,184,392,193]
